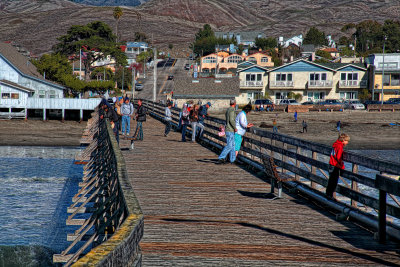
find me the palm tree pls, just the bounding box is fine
[113,7,123,42]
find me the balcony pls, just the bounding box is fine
[270,81,294,88]
[240,81,264,88]
[339,80,367,88]
[308,80,333,88]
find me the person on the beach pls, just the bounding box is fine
[121,97,134,137]
[273,119,278,133]
[326,133,350,199]
[217,99,237,164]
[164,101,172,137]
[337,120,341,132]
[294,111,298,122]
[235,104,254,157]
[302,120,307,133]
[133,99,146,141]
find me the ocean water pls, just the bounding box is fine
[0,146,84,267]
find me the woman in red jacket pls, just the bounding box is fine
[326,133,350,199]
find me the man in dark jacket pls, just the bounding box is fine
[100,99,120,143]
[196,102,211,141]
[133,99,146,141]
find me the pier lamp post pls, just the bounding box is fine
[381,35,387,105]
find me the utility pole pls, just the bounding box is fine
[122,67,124,93]
[153,47,157,102]
[381,36,387,105]
[131,67,135,99]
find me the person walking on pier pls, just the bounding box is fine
[234,104,254,157]
[326,133,350,200]
[302,120,308,133]
[294,111,298,122]
[217,99,237,164]
[133,99,146,141]
[337,120,341,132]
[164,102,172,137]
[121,97,134,137]
[197,102,211,141]
[273,119,278,133]
[181,103,190,142]
[189,104,200,142]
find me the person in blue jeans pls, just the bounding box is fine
[217,99,237,164]
[121,97,134,136]
[133,99,146,141]
[164,102,172,137]
[181,103,190,142]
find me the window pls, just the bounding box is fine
[39,90,45,98]
[1,93,10,99]
[248,57,257,63]
[276,73,292,81]
[310,73,328,81]
[308,92,325,101]
[227,55,242,63]
[203,57,216,63]
[11,93,19,99]
[383,74,390,86]
[261,57,269,63]
[340,91,358,100]
[246,73,262,81]
[391,74,400,86]
[379,62,398,70]
[257,74,262,81]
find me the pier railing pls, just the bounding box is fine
[144,100,400,242]
[54,108,143,266]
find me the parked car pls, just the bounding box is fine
[135,83,144,91]
[279,99,300,105]
[302,101,315,105]
[167,75,174,80]
[253,99,274,111]
[184,64,190,70]
[385,98,400,104]
[343,100,365,110]
[318,99,343,106]
[363,100,381,109]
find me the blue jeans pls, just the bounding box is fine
[218,131,236,163]
[273,126,278,133]
[165,120,171,136]
[181,124,188,141]
[134,121,143,140]
[122,115,130,135]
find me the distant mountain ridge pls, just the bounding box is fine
[1,0,400,56]
[69,0,148,6]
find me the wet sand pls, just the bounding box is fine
[244,110,400,150]
[0,119,86,146]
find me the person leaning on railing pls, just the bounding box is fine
[100,98,120,144]
[325,133,350,200]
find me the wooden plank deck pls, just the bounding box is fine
[121,117,400,266]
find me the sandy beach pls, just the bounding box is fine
[0,119,86,147]
[0,111,399,150]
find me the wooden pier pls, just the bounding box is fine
[120,116,400,266]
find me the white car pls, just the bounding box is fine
[344,100,365,110]
[279,99,300,105]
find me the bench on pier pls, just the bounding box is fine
[262,156,295,199]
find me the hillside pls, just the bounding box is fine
[1,0,400,56]
[69,0,148,7]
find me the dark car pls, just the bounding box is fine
[319,99,343,106]
[167,75,174,80]
[184,64,190,70]
[363,100,381,108]
[253,99,274,111]
[302,101,314,105]
[135,83,144,91]
[385,98,400,104]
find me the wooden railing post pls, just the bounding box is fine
[311,151,317,189]
[295,146,300,180]
[378,188,387,244]
[282,143,287,173]
[351,163,359,207]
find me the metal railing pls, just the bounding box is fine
[240,81,264,87]
[53,107,143,266]
[308,80,333,87]
[144,100,400,242]
[270,81,294,87]
[339,80,367,87]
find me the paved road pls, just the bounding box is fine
[134,58,192,102]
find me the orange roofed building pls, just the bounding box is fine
[200,52,274,73]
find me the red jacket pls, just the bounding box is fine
[329,140,345,169]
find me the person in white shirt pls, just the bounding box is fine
[235,104,254,157]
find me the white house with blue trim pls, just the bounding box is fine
[237,64,270,104]
[267,59,368,104]
[0,42,100,119]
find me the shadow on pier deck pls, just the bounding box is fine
[121,117,400,266]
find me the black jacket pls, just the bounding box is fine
[105,107,119,122]
[136,105,146,122]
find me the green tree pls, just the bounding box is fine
[90,67,114,80]
[54,21,127,80]
[195,24,214,41]
[255,37,277,50]
[236,44,245,55]
[114,66,132,90]
[168,43,173,50]
[32,53,72,81]
[113,7,123,42]
[303,27,329,47]
[316,50,332,60]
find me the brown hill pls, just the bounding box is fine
[1,0,400,56]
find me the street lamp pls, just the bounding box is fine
[381,35,387,105]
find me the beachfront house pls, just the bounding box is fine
[237,65,270,105]
[267,59,368,104]
[172,77,240,111]
[123,42,149,65]
[215,31,265,47]
[367,53,400,101]
[278,34,303,48]
[0,42,100,119]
